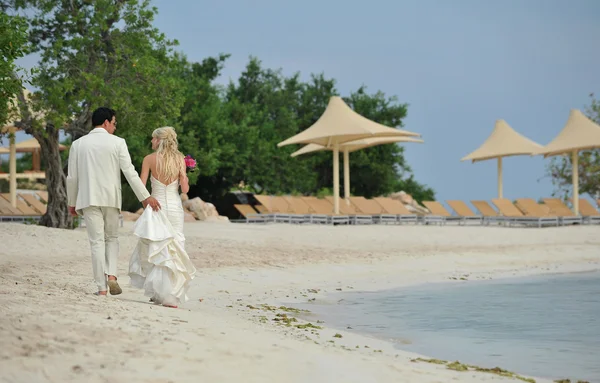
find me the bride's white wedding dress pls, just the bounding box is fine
[129,176,196,307]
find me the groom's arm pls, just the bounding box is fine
[117,138,152,203]
[66,140,79,215]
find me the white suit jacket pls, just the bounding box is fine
[67,128,150,213]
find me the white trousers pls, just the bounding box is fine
[82,206,120,291]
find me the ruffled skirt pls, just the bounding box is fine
[129,206,196,306]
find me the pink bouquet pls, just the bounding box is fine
[184,155,198,173]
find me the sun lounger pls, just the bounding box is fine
[347,196,397,224]
[421,201,456,225]
[577,199,600,225]
[36,191,49,203]
[19,193,47,215]
[373,197,418,224]
[233,204,265,223]
[493,198,558,227]
[541,198,583,225]
[284,196,328,224]
[0,195,23,216]
[1,194,38,216]
[253,195,295,223]
[514,198,560,227]
[470,200,506,225]
[271,196,308,224]
[0,193,44,222]
[446,200,483,225]
[325,196,372,224]
[301,196,349,225]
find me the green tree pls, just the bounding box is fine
[8,0,185,227]
[547,94,600,202]
[175,56,434,202]
[0,8,29,126]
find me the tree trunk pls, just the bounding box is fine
[32,124,72,229]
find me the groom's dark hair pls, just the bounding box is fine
[92,107,116,127]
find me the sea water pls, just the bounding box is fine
[294,272,600,382]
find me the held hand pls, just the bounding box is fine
[143,196,161,211]
[68,206,77,216]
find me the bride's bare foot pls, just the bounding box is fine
[162,304,178,308]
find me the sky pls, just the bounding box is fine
[8,0,600,201]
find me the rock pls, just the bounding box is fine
[388,190,430,216]
[395,191,414,205]
[184,212,196,222]
[182,196,227,222]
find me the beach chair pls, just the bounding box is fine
[0,195,23,216]
[470,200,505,225]
[373,197,418,224]
[325,196,373,224]
[492,198,558,227]
[577,199,600,225]
[272,196,307,224]
[446,200,483,225]
[301,196,349,225]
[1,194,38,216]
[36,191,49,203]
[19,193,47,215]
[541,198,583,225]
[253,195,293,223]
[347,196,397,224]
[284,196,328,224]
[0,194,43,222]
[514,199,560,227]
[233,204,265,223]
[421,201,456,225]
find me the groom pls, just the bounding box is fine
[67,107,161,296]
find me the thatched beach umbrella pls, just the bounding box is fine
[461,119,543,198]
[291,136,424,204]
[534,109,600,215]
[278,96,420,214]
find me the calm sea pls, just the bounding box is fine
[293,272,600,382]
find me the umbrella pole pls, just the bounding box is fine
[572,150,579,215]
[497,157,503,199]
[343,148,350,205]
[9,128,17,207]
[333,142,340,214]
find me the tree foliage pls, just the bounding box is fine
[547,94,600,201]
[8,0,185,227]
[7,1,434,220]
[0,9,29,126]
[174,56,435,205]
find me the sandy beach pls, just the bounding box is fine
[1,221,598,383]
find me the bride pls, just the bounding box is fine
[128,127,196,308]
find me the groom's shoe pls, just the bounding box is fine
[107,279,122,295]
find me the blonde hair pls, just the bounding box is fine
[152,127,184,182]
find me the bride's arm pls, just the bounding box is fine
[140,156,150,187]
[179,159,190,194]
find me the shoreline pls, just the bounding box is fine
[267,267,600,383]
[192,243,598,383]
[1,222,599,382]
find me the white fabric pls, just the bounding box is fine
[67,128,151,213]
[82,206,120,291]
[129,177,196,306]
